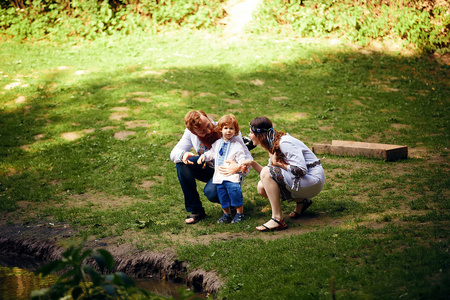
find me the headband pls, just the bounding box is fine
[249,125,276,148]
[249,125,269,133]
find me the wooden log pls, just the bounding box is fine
[312,140,408,161]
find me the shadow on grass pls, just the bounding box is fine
[0,42,448,237]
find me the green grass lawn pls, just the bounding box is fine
[0,32,449,299]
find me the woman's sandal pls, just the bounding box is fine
[289,199,313,219]
[256,218,288,232]
[185,212,206,224]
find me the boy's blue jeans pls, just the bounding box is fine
[217,181,243,209]
[176,156,219,214]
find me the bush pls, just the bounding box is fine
[0,0,448,51]
[31,239,152,299]
[0,0,226,42]
[251,0,450,52]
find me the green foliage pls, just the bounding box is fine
[1,0,449,52]
[251,0,450,52]
[0,0,226,42]
[32,239,153,299]
[0,31,448,300]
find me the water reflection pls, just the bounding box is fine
[0,266,206,300]
[0,265,57,300]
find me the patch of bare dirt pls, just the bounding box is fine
[274,112,308,121]
[271,96,289,101]
[433,53,450,66]
[101,126,120,131]
[114,131,135,140]
[199,92,217,97]
[66,192,138,209]
[109,112,129,121]
[60,129,95,141]
[391,123,411,130]
[223,98,241,105]
[124,120,151,129]
[250,79,264,86]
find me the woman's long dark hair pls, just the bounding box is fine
[250,117,286,163]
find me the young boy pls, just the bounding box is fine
[197,114,250,223]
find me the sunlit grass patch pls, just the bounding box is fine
[0,32,448,299]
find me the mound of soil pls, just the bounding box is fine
[0,223,223,294]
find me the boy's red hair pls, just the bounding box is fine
[217,114,240,137]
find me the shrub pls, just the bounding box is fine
[251,0,450,52]
[31,240,152,299]
[0,0,448,51]
[0,0,226,42]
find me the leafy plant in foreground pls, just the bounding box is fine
[31,240,152,299]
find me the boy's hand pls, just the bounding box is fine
[239,159,253,173]
[197,155,205,164]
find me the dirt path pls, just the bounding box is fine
[220,0,262,36]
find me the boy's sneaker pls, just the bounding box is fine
[217,213,232,224]
[231,213,245,223]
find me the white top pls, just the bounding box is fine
[170,121,252,171]
[203,137,247,184]
[269,134,323,191]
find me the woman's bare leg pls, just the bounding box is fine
[293,199,305,214]
[289,199,312,219]
[257,181,268,198]
[256,167,284,230]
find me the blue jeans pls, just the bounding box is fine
[217,181,243,209]
[176,156,219,214]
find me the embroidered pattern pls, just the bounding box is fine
[216,140,230,166]
[197,144,208,155]
[290,165,305,190]
[268,166,292,201]
[290,165,306,177]
[179,151,185,161]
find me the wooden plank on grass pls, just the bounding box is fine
[312,140,408,161]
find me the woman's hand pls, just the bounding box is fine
[269,152,286,169]
[218,160,240,176]
[268,152,277,165]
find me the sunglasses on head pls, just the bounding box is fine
[249,125,269,133]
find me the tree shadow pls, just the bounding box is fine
[0,42,448,228]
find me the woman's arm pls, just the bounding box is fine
[250,160,263,174]
[269,152,288,169]
[277,138,308,176]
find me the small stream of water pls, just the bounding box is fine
[0,265,206,299]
